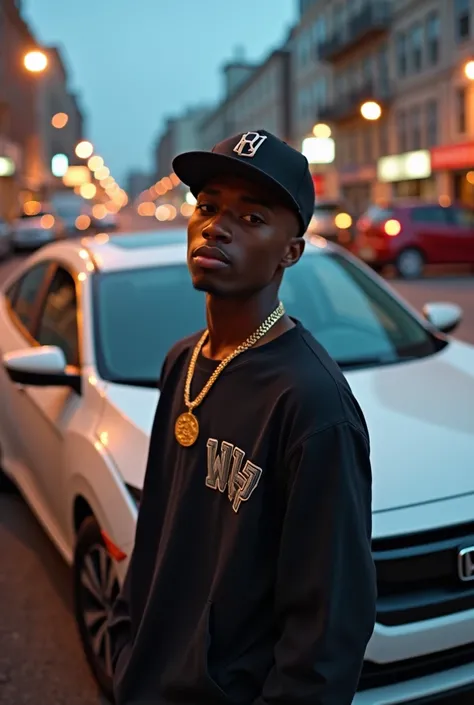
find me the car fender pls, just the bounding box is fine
[64,431,138,556]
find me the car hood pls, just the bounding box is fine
[97,340,474,512]
[346,340,474,513]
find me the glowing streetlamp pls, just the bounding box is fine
[312,123,332,139]
[24,50,48,73]
[361,101,382,121]
[75,141,94,159]
[465,60,474,80]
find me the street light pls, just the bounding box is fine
[24,50,48,73]
[361,101,382,120]
[312,123,332,139]
[465,60,474,80]
[75,141,94,159]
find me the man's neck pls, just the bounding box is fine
[202,290,293,361]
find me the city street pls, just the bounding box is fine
[0,250,473,705]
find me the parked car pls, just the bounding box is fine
[11,210,64,251]
[353,201,474,278]
[1,230,474,703]
[306,200,355,247]
[0,216,13,259]
[92,210,119,232]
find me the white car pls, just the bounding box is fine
[0,229,474,704]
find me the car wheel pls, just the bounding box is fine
[396,248,425,279]
[74,516,120,702]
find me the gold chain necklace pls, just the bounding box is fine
[174,301,285,447]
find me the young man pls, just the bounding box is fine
[110,130,377,705]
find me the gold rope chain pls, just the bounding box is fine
[185,300,285,412]
[175,301,286,447]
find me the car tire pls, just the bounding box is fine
[73,516,120,703]
[396,248,425,279]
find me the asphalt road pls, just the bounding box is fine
[0,251,473,705]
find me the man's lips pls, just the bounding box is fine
[192,245,230,270]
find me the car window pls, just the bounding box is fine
[450,206,474,227]
[366,206,395,222]
[410,206,449,224]
[93,252,440,384]
[10,262,51,334]
[37,267,79,366]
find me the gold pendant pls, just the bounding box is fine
[175,411,199,447]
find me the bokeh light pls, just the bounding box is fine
[24,50,48,72]
[75,141,94,159]
[88,155,104,171]
[80,183,97,199]
[51,112,68,129]
[75,215,91,230]
[40,214,55,229]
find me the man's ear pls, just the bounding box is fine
[280,236,305,270]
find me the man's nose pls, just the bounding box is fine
[202,215,232,243]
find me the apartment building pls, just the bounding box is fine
[288,2,336,198]
[154,105,210,179]
[199,48,292,150]
[292,0,474,213]
[386,0,474,206]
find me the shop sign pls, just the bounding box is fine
[430,142,474,171]
[377,150,431,182]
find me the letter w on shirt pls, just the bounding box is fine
[206,438,263,513]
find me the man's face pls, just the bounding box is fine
[187,175,304,298]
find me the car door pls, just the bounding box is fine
[0,260,55,494]
[14,264,82,534]
[409,205,454,263]
[447,205,474,262]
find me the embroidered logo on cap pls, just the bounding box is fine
[233,132,268,158]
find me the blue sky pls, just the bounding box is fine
[23,0,295,184]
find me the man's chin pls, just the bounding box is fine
[192,276,232,297]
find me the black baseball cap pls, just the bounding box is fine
[172,129,316,235]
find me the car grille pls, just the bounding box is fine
[358,641,474,691]
[372,521,474,626]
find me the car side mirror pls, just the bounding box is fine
[3,345,81,393]
[422,302,463,334]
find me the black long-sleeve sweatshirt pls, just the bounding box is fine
[109,320,377,705]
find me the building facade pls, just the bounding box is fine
[199,48,292,150]
[0,1,85,219]
[154,106,210,180]
[291,0,474,213]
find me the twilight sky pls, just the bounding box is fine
[23,0,295,185]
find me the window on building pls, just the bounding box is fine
[313,16,327,58]
[455,0,471,41]
[426,100,438,147]
[456,86,467,133]
[409,23,423,73]
[379,120,389,157]
[426,12,440,65]
[377,45,390,96]
[396,32,407,77]
[364,128,372,162]
[410,105,422,150]
[396,110,407,153]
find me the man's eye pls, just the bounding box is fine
[242,214,265,224]
[196,203,215,214]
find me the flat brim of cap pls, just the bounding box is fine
[172,150,302,224]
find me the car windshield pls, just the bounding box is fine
[93,251,443,385]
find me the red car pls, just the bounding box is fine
[353,202,474,278]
